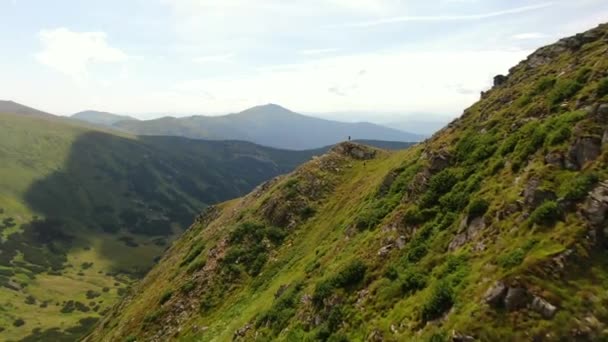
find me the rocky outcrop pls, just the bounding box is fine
[523,178,556,208]
[449,216,486,251]
[331,142,377,160]
[582,181,608,247]
[530,296,558,319]
[566,137,602,170]
[428,150,453,173]
[493,74,507,87]
[544,152,564,168]
[484,282,558,319]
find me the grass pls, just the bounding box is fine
[80,24,608,342]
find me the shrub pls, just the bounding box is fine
[159,290,173,305]
[13,318,25,327]
[407,244,428,262]
[597,78,608,97]
[529,201,560,226]
[401,269,427,295]
[403,207,437,226]
[467,199,489,220]
[421,281,454,322]
[533,76,556,94]
[561,173,599,201]
[384,266,399,281]
[498,239,538,269]
[548,79,582,105]
[312,280,334,307]
[546,126,571,146]
[180,242,205,267]
[332,260,366,289]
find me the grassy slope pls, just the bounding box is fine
[87,24,608,342]
[0,113,318,341]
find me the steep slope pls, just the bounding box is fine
[88,23,608,342]
[0,111,319,341]
[0,100,54,118]
[113,104,424,150]
[72,110,139,126]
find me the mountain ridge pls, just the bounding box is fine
[86,23,608,341]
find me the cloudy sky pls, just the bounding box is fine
[1,0,607,120]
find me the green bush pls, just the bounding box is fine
[420,169,459,208]
[498,239,538,269]
[533,76,556,94]
[546,126,571,146]
[468,199,489,220]
[13,318,25,327]
[332,260,366,289]
[597,78,608,97]
[159,290,173,305]
[529,201,560,226]
[401,269,427,295]
[407,244,428,262]
[256,282,302,334]
[560,173,599,201]
[421,281,454,322]
[180,242,205,267]
[312,280,334,307]
[548,79,582,105]
[403,207,437,226]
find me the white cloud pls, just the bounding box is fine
[299,48,340,56]
[511,32,548,40]
[333,2,555,28]
[192,53,235,63]
[35,28,127,80]
[169,48,529,114]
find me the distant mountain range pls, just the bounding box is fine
[72,110,138,126]
[72,104,425,150]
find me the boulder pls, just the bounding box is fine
[544,152,564,168]
[484,281,508,308]
[523,178,556,208]
[530,296,558,319]
[582,181,608,246]
[602,129,608,146]
[452,331,476,342]
[493,74,508,87]
[566,137,602,170]
[428,150,453,173]
[504,287,530,311]
[377,244,393,257]
[396,235,406,250]
[449,217,486,251]
[331,142,376,160]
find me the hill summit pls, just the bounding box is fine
[87,23,608,341]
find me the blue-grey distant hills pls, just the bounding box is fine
[83,104,424,150]
[72,110,139,126]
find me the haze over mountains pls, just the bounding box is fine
[72,104,425,150]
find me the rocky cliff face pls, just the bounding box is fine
[87,24,608,342]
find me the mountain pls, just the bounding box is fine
[113,104,425,150]
[0,100,54,118]
[87,24,608,341]
[72,110,138,126]
[0,109,321,341]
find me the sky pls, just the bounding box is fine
[0,0,607,121]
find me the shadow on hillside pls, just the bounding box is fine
[20,130,315,274]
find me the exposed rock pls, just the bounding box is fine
[493,74,507,87]
[301,294,312,304]
[530,296,558,319]
[331,142,377,160]
[452,331,476,342]
[582,181,608,246]
[396,235,406,250]
[449,217,486,251]
[484,281,508,308]
[523,178,556,208]
[377,244,393,257]
[428,150,453,173]
[378,170,398,196]
[602,129,608,146]
[367,329,384,341]
[405,169,431,199]
[233,323,252,339]
[504,287,530,311]
[544,152,564,168]
[566,137,602,170]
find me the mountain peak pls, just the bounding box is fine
[238,103,298,117]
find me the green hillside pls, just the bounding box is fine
[0,112,319,341]
[87,24,608,341]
